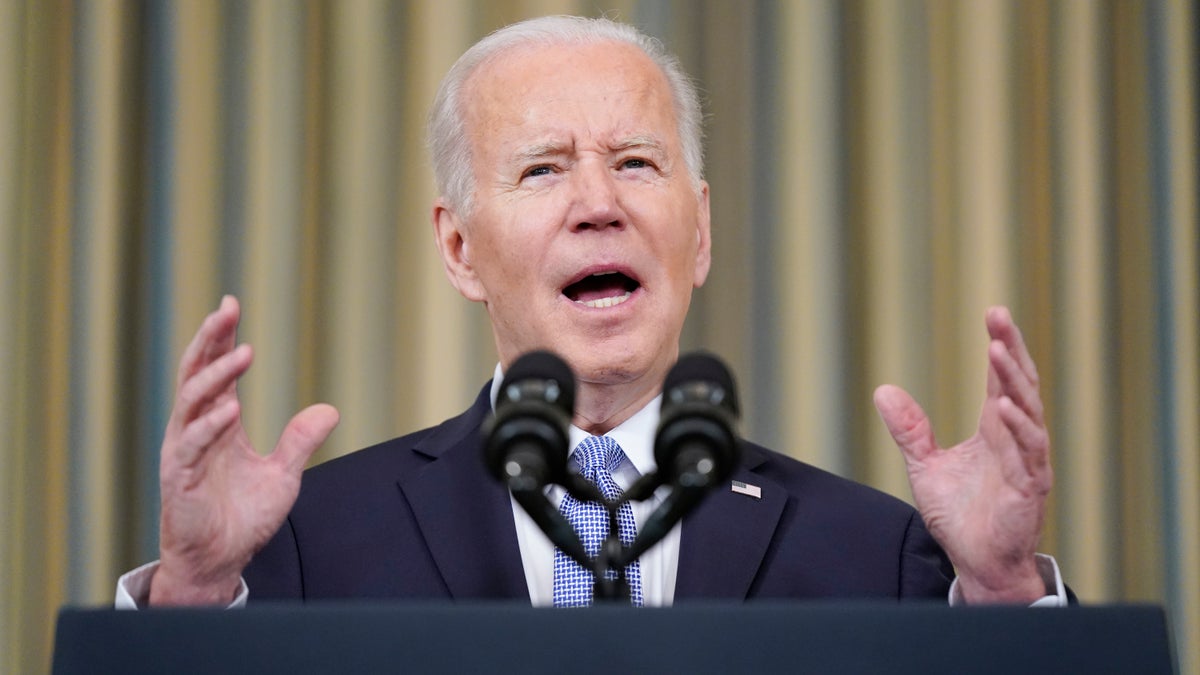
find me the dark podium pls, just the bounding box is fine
[54,603,1175,674]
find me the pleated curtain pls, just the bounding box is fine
[2,1,1195,672]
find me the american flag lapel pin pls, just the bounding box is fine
[730,480,762,499]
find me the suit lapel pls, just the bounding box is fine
[674,444,786,600]
[398,387,530,601]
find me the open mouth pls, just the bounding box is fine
[563,271,640,309]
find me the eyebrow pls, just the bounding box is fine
[611,135,666,154]
[511,142,566,164]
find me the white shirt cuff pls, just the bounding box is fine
[947,553,1067,607]
[115,560,248,609]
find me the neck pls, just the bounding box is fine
[570,362,670,435]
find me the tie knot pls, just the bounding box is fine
[574,435,626,482]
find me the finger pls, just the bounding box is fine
[272,403,340,474]
[197,295,241,365]
[989,339,1045,425]
[175,343,253,425]
[986,305,1039,386]
[174,398,241,468]
[873,385,938,463]
[986,354,1002,398]
[998,396,1053,490]
[177,295,242,387]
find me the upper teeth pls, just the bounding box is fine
[577,291,631,309]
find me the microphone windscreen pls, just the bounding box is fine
[498,350,576,415]
[662,351,739,416]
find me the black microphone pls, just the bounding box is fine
[483,350,575,493]
[619,351,741,567]
[483,351,592,569]
[653,351,740,491]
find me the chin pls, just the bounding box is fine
[565,339,673,389]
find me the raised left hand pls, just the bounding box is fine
[874,306,1052,604]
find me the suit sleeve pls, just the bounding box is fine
[898,511,956,600]
[244,517,305,601]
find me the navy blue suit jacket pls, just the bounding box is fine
[245,384,954,603]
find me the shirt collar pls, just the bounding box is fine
[489,363,661,476]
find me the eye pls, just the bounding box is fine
[522,165,554,179]
[621,158,648,170]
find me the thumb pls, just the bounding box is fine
[873,385,937,463]
[273,403,340,473]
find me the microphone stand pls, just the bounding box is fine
[592,502,630,604]
[560,470,685,603]
[509,463,727,606]
[488,349,739,606]
[508,474,637,604]
[560,473,631,604]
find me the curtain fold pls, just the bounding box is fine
[3,1,1196,672]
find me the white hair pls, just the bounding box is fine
[427,15,705,214]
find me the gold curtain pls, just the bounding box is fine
[3,1,1196,672]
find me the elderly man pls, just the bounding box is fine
[119,15,1063,608]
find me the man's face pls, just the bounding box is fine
[434,40,711,392]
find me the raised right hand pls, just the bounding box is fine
[149,296,339,605]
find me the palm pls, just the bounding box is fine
[161,421,299,578]
[875,307,1052,603]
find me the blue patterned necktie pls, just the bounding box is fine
[553,435,644,607]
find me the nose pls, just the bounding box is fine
[568,160,623,232]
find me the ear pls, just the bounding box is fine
[692,181,713,288]
[432,199,486,302]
